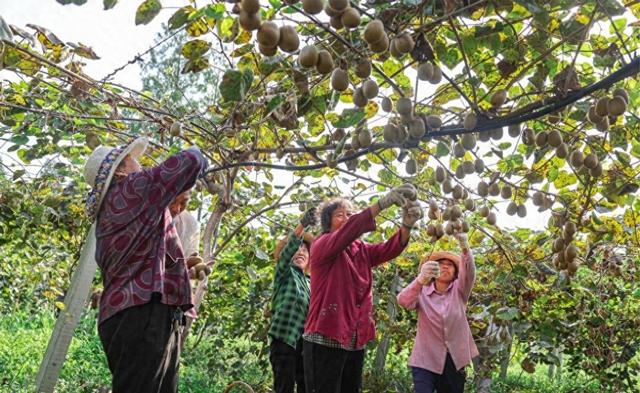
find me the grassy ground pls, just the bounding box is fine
[0,310,612,392]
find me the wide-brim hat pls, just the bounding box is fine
[83,137,148,220]
[423,251,461,269]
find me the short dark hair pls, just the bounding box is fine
[318,198,352,233]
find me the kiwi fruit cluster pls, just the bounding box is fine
[363,19,389,53]
[390,32,415,58]
[324,0,361,29]
[253,18,300,56]
[417,62,443,84]
[239,0,262,31]
[299,45,334,74]
[587,88,628,132]
[424,199,471,244]
[551,217,580,276]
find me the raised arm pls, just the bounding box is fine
[396,278,423,310]
[455,233,476,303]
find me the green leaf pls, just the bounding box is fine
[103,0,118,10]
[331,108,365,128]
[168,6,195,30]
[265,95,284,115]
[135,0,162,26]
[180,39,211,60]
[496,307,518,321]
[219,69,254,102]
[436,141,450,157]
[181,57,209,74]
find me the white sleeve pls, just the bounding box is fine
[175,211,201,256]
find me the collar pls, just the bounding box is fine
[424,280,454,295]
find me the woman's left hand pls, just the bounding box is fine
[456,233,469,252]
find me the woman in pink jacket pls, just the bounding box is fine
[396,233,478,393]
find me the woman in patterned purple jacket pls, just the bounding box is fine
[83,137,207,393]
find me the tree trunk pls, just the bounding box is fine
[499,322,513,379]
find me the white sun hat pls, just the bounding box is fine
[83,136,148,220]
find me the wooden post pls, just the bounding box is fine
[35,224,98,393]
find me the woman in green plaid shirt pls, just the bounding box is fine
[268,208,316,393]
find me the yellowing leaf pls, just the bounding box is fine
[135,0,162,26]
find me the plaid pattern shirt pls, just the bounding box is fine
[268,232,310,348]
[303,331,362,351]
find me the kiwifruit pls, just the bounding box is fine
[455,165,465,180]
[452,219,462,231]
[463,113,477,130]
[389,39,402,58]
[345,158,358,171]
[489,182,500,196]
[508,124,520,138]
[362,79,378,99]
[462,160,475,175]
[564,221,577,236]
[363,19,385,44]
[394,33,414,54]
[428,199,438,212]
[435,166,446,183]
[500,185,512,199]
[534,131,548,148]
[474,158,485,174]
[479,205,490,217]
[612,88,629,103]
[426,224,437,236]
[607,96,627,116]
[453,143,465,158]
[532,191,544,206]
[86,133,101,149]
[522,128,535,145]
[329,0,348,10]
[461,220,470,232]
[477,181,489,197]
[583,153,598,170]
[324,3,342,17]
[333,128,346,141]
[595,97,609,117]
[487,212,497,225]
[442,178,453,194]
[442,207,452,221]
[258,44,278,57]
[478,131,489,143]
[278,25,300,53]
[506,201,517,216]
[329,15,343,29]
[341,7,360,28]
[330,68,349,91]
[452,185,463,200]
[589,162,603,177]
[257,22,280,48]
[396,97,413,115]
[567,261,579,275]
[299,45,319,68]
[490,128,504,140]
[517,204,527,218]
[418,63,434,81]
[564,244,578,262]
[405,158,417,175]
[429,66,442,84]
[241,0,260,13]
[570,150,584,168]
[547,130,562,147]
[383,123,398,143]
[408,118,425,138]
[491,89,507,108]
[358,128,372,148]
[464,198,475,211]
[302,0,324,14]
[435,223,445,237]
[355,59,371,78]
[426,115,442,130]
[587,105,603,124]
[445,221,455,235]
[381,97,393,112]
[368,33,389,53]
[350,132,361,150]
[548,112,561,124]
[595,117,609,132]
[239,10,261,31]
[169,121,182,137]
[552,238,564,253]
[315,50,334,74]
[556,143,569,159]
[461,133,477,150]
[451,205,462,220]
[353,87,368,107]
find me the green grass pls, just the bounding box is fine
[0,310,624,392]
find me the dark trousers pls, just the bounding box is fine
[303,340,365,393]
[411,353,465,393]
[98,295,183,393]
[270,337,306,393]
